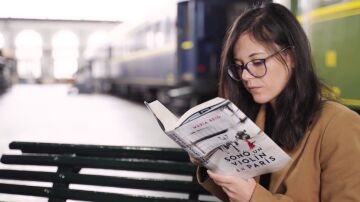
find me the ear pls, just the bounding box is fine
[284,50,295,69]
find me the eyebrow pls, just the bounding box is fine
[234,52,265,62]
[249,52,265,57]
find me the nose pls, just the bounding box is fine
[241,69,254,81]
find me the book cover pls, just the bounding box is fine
[145,97,291,179]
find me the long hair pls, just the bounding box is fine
[218,3,325,150]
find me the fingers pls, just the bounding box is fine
[207,170,232,182]
[209,172,234,198]
[207,171,257,202]
[207,170,232,186]
[207,170,254,187]
[188,155,202,166]
[221,185,231,193]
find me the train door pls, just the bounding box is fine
[175,0,249,110]
[177,0,249,100]
[177,0,197,86]
[193,0,229,99]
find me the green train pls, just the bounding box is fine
[289,0,360,109]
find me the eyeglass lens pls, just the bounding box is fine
[229,59,266,81]
[241,59,266,78]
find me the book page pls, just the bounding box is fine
[144,100,178,132]
[176,97,226,126]
[174,100,254,157]
[206,130,291,179]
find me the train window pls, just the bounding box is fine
[298,0,311,14]
[138,28,146,51]
[0,32,4,49]
[165,17,176,44]
[319,0,342,7]
[133,30,141,51]
[124,40,130,55]
[164,18,171,43]
[154,22,165,48]
[15,29,43,80]
[299,0,342,11]
[146,25,154,49]
[170,19,176,43]
[129,37,135,53]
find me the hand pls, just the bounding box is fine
[188,154,202,166]
[207,170,256,202]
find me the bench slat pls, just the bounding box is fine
[0,183,209,202]
[9,141,189,162]
[0,169,207,194]
[1,155,196,175]
[0,141,213,201]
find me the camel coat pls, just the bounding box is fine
[197,101,360,202]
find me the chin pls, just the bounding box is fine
[252,95,271,104]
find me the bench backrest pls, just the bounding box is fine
[0,141,212,202]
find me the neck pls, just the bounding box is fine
[270,100,276,113]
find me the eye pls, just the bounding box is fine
[251,59,264,67]
[232,63,244,69]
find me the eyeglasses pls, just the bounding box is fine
[227,46,292,82]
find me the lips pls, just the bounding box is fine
[247,86,262,93]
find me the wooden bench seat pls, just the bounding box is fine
[0,141,215,202]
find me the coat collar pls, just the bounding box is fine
[254,105,311,193]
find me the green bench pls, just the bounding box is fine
[0,141,214,202]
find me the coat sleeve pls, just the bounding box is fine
[250,184,294,201]
[196,166,229,202]
[319,109,360,201]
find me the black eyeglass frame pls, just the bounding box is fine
[227,46,293,82]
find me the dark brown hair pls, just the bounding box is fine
[219,3,326,150]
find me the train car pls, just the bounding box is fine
[86,44,112,93]
[0,49,17,94]
[108,0,249,109]
[106,0,359,111]
[72,62,95,94]
[294,0,360,110]
[74,35,112,94]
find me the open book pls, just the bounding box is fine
[145,97,291,179]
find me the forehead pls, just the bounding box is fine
[233,33,276,56]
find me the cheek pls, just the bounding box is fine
[263,67,291,98]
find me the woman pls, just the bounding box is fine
[192,3,360,202]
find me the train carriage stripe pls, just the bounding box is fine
[298,1,360,23]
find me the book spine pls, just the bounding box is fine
[167,131,204,158]
[166,131,188,149]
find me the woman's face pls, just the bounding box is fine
[233,33,293,106]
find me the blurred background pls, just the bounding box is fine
[0,0,359,200]
[0,0,359,165]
